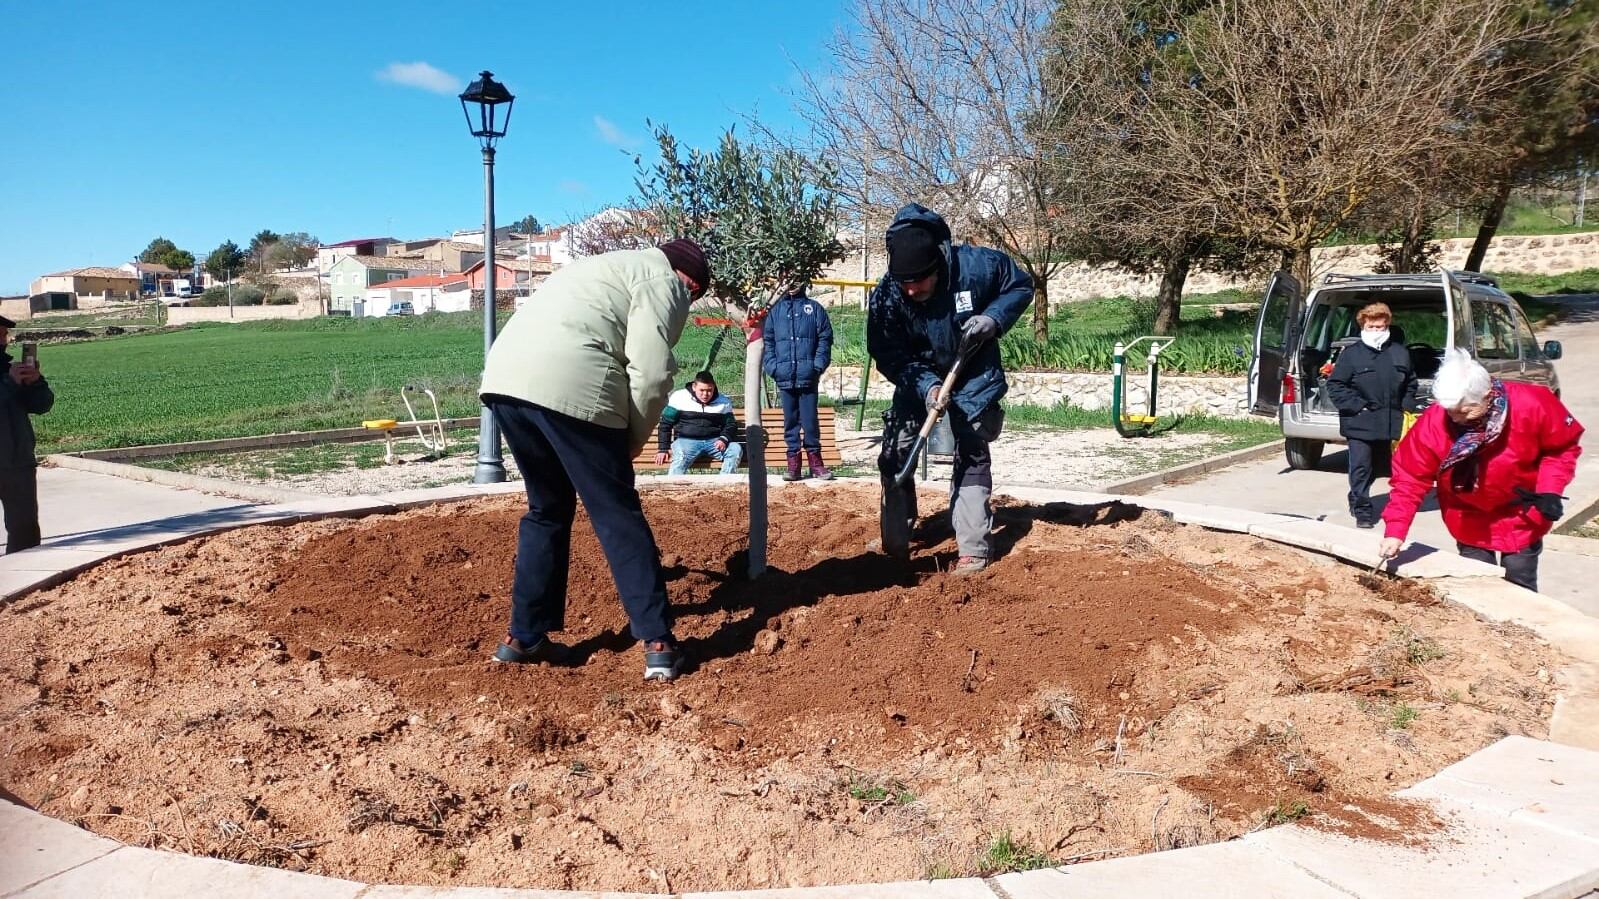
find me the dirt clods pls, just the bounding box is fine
[0,485,1561,891]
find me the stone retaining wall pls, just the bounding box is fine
[824,366,1249,417]
[818,232,1599,304]
[165,300,322,324]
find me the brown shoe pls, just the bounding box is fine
[784,451,804,481]
[806,449,834,480]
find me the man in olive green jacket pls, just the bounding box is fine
[480,239,709,682]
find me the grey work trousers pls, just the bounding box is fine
[878,391,1004,559]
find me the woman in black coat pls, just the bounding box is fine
[1325,302,1419,529]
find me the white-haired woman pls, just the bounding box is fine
[1379,349,1583,591]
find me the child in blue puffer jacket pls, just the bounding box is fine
[761,287,834,480]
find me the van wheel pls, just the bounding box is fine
[1285,438,1325,470]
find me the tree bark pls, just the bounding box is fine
[1397,205,1427,274]
[1032,276,1050,344]
[1464,178,1513,272]
[1289,246,1313,290]
[1152,251,1191,335]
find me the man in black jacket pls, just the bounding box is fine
[868,205,1033,571]
[0,316,54,553]
[1324,303,1419,528]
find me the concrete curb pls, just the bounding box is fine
[1552,491,1599,536]
[3,479,1599,897]
[44,453,327,504]
[1545,533,1599,557]
[1099,439,1284,496]
[59,418,482,462]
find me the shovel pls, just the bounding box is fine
[880,335,977,559]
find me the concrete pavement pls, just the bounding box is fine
[32,465,247,543]
[1149,295,1599,618]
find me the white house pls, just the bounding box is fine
[363,273,470,316]
[315,236,397,275]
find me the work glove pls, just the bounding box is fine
[961,314,999,344]
[1513,487,1564,522]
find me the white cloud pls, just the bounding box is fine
[593,115,638,149]
[376,61,461,95]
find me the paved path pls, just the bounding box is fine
[31,466,249,544]
[1150,296,1599,618]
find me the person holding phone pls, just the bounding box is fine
[0,315,54,553]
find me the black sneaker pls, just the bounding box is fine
[492,635,562,665]
[1354,513,1377,530]
[643,640,683,682]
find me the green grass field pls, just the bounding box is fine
[30,311,760,456]
[30,265,1592,456]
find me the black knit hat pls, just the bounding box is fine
[887,225,941,281]
[0,315,14,329]
[658,239,710,291]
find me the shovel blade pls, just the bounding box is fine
[880,481,915,560]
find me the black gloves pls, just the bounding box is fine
[1514,487,1564,522]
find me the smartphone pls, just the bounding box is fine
[20,341,37,366]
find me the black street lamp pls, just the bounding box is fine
[460,70,514,484]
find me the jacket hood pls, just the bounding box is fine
[886,203,952,246]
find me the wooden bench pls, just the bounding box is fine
[633,406,843,471]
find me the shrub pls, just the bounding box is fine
[266,290,299,306]
[194,287,229,307]
[232,286,266,306]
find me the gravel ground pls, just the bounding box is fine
[150,418,1243,496]
[835,419,1234,489]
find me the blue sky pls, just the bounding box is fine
[0,1,847,294]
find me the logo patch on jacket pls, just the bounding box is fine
[955,290,973,313]
[803,304,814,315]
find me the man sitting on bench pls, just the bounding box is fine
[654,370,742,474]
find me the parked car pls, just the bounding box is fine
[1248,270,1563,469]
[386,300,415,316]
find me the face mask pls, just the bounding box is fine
[1361,328,1389,350]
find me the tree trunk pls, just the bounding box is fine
[1464,178,1512,272]
[1032,276,1050,344]
[1290,246,1313,290]
[1397,205,1427,274]
[1152,251,1191,335]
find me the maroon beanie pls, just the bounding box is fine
[658,239,710,290]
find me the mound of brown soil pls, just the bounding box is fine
[0,486,1560,891]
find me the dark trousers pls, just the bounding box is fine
[1457,540,1542,593]
[778,387,822,454]
[878,391,1002,559]
[488,399,672,645]
[1346,438,1391,516]
[0,466,41,554]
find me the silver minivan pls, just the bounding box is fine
[1248,270,1564,469]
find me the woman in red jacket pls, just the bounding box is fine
[1379,349,1583,591]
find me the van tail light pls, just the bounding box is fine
[1281,373,1297,403]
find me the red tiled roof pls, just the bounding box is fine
[370,274,468,290]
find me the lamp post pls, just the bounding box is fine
[460,70,515,484]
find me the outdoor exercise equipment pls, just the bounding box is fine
[359,385,449,464]
[1111,336,1175,438]
[811,278,877,430]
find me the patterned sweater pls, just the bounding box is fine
[656,386,736,451]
